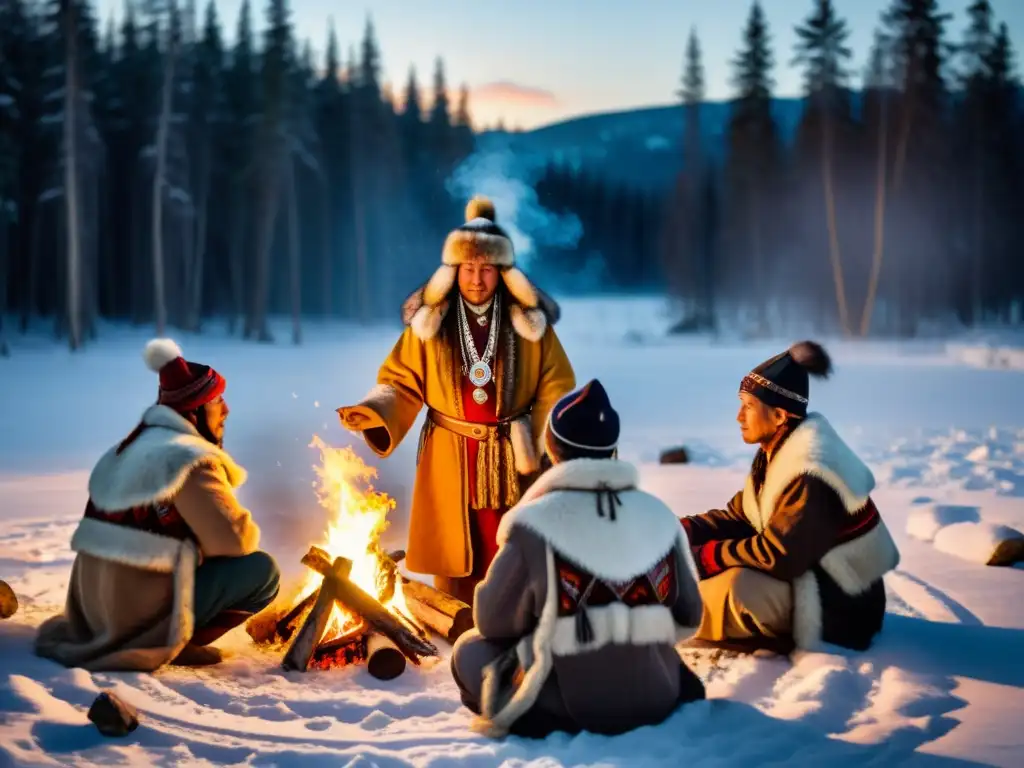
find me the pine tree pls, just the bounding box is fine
[723,0,781,326]
[223,0,256,329]
[883,0,951,330]
[792,0,854,333]
[247,0,293,339]
[664,27,711,324]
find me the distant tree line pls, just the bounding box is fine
[0,0,475,352]
[534,0,1024,336]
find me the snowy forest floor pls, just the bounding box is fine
[1,297,1023,767]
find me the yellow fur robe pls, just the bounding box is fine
[339,295,575,578]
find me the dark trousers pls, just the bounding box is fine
[193,550,280,628]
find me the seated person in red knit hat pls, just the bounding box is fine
[451,379,706,739]
[681,341,900,655]
[35,339,280,670]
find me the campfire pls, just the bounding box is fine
[247,438,474,680]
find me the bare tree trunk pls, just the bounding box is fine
[189,137,211,332]
[971,149,985,326]
[821,113,851,336]
[227,179,244,333]
[0,203,9,356]
[286,153,301,344]
[747,183,764,327]
[62,0,82,351]
[321,177,332,317]
[151,30,179,336]
[860,93,890,337]
[348,100,369,323]
[251,132,281,341]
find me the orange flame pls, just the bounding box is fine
[298,436,411,638]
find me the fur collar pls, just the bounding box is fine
[400,265,561,343]
[742,412,875,531]
[497,459,684,583]
[88,405,247,512]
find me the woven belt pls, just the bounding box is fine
[427,408,529,509]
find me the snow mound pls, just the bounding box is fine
[932,521,1024,565]
[947,341,1024,371]
[872,426,1024,497]
[907,504,981,542]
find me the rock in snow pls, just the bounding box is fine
[87,692,140,737]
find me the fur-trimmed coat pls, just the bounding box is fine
[338,280,576,578]
[471,458,703,737]
[682,413,900,651]
[34,405,261,672]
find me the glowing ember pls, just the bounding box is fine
[298,436,411,639]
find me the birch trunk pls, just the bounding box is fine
[62,0,82,351]
[0,204,9,356]
[151,31,179,336]
[859,92,890,337]
[285,152,301,344]
[820,112,851,336]
[227,179,244,333]
[188,136,211,331]
[251,133,281,341]
[320,176,332,317]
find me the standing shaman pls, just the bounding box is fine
[337,197,576,605]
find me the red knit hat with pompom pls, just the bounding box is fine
[143,338,226,413]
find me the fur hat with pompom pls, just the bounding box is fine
[143,338,226,413]
[400,195,560,344]
[739,340,832,417]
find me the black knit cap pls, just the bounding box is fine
[739,340,833,417]
[545,379,620,462]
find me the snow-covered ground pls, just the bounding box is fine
[2,296,1023,767]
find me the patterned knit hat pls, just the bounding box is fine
[143,338,226,413]
[739,340,832,418]
[545,379,620,462]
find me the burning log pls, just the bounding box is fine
[400,579,474,644]
[302,546,473,644]
[366,632,406,680]
[297,546,438,665]
[282,556,351,672]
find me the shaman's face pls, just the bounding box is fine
[458,261,499,306]
[736,392,787,446]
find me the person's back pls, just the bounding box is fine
[35,339,280,671]
[451,379,705,738]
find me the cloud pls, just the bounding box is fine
[470,81,558,107]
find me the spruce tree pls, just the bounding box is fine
[792,0,854,333]
[724,0,780,325]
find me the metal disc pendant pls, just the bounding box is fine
[469,360,492,388]
[472,387,489,405]
[476,313,488,326]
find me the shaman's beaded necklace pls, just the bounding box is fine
[457,292,500,405]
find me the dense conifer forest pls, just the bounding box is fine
[1,0,1021,351]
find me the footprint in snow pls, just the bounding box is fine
[304,718,332,732]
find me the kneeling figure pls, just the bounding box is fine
[452,379,706,738]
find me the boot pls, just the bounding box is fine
[190,609,254,646]
[169,644,225,667]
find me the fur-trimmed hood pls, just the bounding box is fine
[88,404,247,512]
[400,267,561,343]
[497,458,688,584]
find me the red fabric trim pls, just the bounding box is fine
[697,541,725,580]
